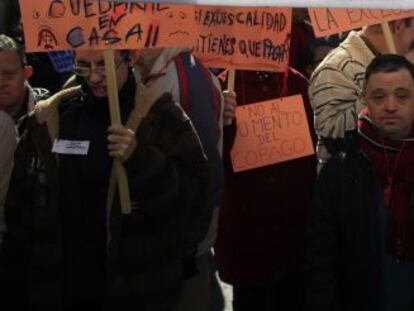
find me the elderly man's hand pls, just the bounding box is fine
[223,90,237,126]
[107,125,136,162]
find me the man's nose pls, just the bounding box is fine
[88,71,101,83]
[87,64,104,83]
[384,96,398,112]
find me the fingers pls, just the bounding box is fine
[107,125,136,162]
[108,124,131,135]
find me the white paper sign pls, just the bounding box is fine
[52,139,90,155]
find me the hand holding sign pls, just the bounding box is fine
[104,49,131,215]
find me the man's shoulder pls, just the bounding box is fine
[148,92,190,123]
[321,139,365,179]
[311,31,371,79]
[31,86,81,124]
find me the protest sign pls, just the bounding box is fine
[193,6,291,71]
[20,0,291,71]
[231,95,314,173]
[309,8,414,37]
[19,1,196,51]
[107,0,414,10]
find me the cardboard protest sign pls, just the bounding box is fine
[309,8,414,37]
[231,95,314,173]
[19,1,196,51]
[19,0,291,71]
[108,0,414,10]
[193,6,291,71]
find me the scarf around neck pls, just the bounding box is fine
[358,107,414,262]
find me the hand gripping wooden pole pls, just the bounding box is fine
[381,22,397,54]
[104,49,131,215]
[224,69,236,126]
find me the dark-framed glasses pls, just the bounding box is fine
[72,53,129,77]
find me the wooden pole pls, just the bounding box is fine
[381,22,397,54]
[104,49,131,215]
[224,69,236,126]
[227,69,236,91]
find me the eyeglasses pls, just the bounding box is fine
[72,53,128,77]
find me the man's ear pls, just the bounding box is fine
[128,50,140,67]
[23,65,33,79]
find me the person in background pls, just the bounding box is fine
[0,0,19,37]
[0,111,16,249]
[298,38,335,78]
[215,67,317,311]
[289,8,316,71]
[0,34,48,249]
[135,47,224,311]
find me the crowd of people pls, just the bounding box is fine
[1,4,414,311]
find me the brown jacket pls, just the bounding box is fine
[0,84,209,310]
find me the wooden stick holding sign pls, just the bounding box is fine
[227,69,236,91]
[224,69,236,126]
[104,49,131,215]
[381,22,397,54]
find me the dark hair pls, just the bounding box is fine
[297,37,336,77]
[365,54,414,87]
[0,34,26,66]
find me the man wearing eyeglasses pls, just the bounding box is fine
[0,48,209,311]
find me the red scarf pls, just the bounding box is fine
[358,108,414,261]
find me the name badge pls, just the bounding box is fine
[52,139,90,155]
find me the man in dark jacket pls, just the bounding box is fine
[0,49,209,311]
[306,54,414,311]
[0,34,50,249]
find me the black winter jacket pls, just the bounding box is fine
[305,132,380,311]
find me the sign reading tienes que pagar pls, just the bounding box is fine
[19,0,292,71]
